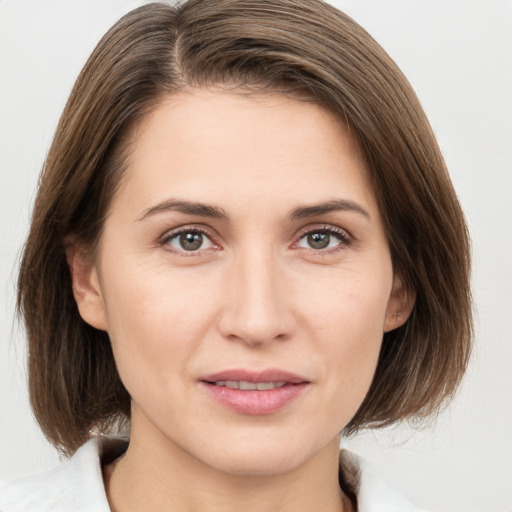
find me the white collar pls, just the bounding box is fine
[338,449,420,511]
[1,437,420,511]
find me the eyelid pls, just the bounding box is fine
[292,224,353,252]
[158,224,221,255]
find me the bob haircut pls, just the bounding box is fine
[18,0,472,456]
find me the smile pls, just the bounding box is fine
[212,380,287,390]
[200,368,310,415]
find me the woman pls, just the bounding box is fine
[1,1,472,510]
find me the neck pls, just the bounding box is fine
[104,419,353,512]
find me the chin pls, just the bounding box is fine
[210,450,304,477]
[198,434,325,477]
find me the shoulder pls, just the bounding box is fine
[340,449,422,512]
[0,436,127,512]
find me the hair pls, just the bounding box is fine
[17,0,472,456]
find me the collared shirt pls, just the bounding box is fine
[0,437,420,511]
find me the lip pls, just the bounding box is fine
[199,368,310,415]
[201,368,309,384]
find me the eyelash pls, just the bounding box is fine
[159,226,218,256]
[294,225,353,255]
[158,224,353,256]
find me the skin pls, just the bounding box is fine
[68,90,413,512]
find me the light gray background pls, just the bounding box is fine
[1,1,511,511]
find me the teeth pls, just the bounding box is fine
[257,381,286,390]
[239,381,257,390]
[212,380,287,390]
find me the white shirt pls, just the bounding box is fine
[0,437,420,511]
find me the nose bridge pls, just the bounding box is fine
[220,244,293,345]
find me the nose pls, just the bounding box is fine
[217,250,296,346]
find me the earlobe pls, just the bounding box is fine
[65,242,108,331]
[384,275,415,333]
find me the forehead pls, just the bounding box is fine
[114,89,376,219]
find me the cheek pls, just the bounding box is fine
[304,263,392,343]
[99,256,220,392]
[302,266,391,404]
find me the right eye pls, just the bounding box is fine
[164,229,215,253]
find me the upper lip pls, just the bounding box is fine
[201,368,309,384]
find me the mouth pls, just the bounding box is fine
[209,380,288,390]
[199,369,310,415]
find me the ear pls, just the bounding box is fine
[384,275,415,333]
[65,242,108,331]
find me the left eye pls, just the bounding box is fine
[166,230,214,252]
[296,230,345,250]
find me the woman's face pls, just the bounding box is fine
[72,90,410,475]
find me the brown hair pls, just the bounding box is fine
[17,0,472,455]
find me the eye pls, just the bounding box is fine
[165,229,215,252]
[295,228,350,251]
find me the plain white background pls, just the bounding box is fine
[1,1,511,511]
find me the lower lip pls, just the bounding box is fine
[200,382,309,415]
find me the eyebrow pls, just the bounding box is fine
[136,198,370,223]
[137,199,228,222]
[290,199,370,220]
